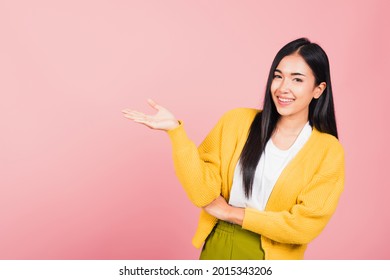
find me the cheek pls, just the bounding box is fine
[270,81,278,94]
[295,84,314,98]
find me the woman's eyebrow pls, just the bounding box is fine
[291,72,306,76]
[275,69,306,76]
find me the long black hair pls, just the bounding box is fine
[239,37,338,198]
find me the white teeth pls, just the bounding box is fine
[278,97,294,102]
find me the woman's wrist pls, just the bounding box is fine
[227,206,245,226]
[166,120,180,131]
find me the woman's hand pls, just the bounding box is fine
[122,99,179,131]
[203,196,245,225]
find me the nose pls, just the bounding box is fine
[278,78,291,93]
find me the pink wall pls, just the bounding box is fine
[1,0,389,259]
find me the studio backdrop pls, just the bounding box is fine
[0,0,389,259]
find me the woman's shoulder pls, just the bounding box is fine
[214,108,260,139]
[312,128,344,153]
[220,107,260,122]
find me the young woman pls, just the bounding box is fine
[122,38,345,260]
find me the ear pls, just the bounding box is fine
[314,82,326,99]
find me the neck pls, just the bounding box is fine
[276,115,309,136]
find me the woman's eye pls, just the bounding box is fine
[293,78,303,82]
[273,74,282,79]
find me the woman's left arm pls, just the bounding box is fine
[204,142,345,245]
[242,145,345,244]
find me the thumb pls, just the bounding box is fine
[147,98,162,110]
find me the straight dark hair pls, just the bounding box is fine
[239,37,338,198]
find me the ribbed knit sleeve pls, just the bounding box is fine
[242,137,345,244]
[166,114,227,207]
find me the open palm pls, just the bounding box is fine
[122,99,179,131]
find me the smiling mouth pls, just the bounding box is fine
[277,96,295,104]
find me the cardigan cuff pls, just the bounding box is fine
[166,121,193,152]
[242,207,266,233]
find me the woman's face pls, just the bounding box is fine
[270,53,326,121]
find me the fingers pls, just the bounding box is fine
[122,98,161,116]
[122,98,165,126]
[122,110,141,116]
[122,109,157,127]
[122,113,156,129]
[122,112,149,122]
[121,109,144,115]
[122,109,146,119]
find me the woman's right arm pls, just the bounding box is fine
[167,115,227,207]
[122,99,224,207]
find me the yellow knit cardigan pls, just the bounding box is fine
[167,108,345,260]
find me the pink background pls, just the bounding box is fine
[1,0,389,259]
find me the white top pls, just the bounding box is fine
[228,122,312,211]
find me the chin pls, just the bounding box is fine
[275,107,292,116]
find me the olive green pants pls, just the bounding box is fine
[199,220,265,260]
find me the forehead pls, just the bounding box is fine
[276,54,313,76]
